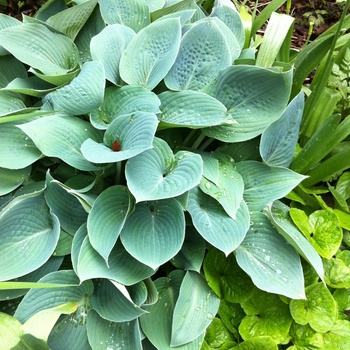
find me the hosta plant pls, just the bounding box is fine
[0,0,339,349]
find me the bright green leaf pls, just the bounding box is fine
[234,336,278,350]
[204,317,236,348]
[323,320,350,350]
[288,322,324,350]
[0,312,25,350]
[323,251,350,289]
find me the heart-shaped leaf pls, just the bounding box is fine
[126,138,203,202]
[119,17,181,90]
[120,199,185,269]
[187,187,250,256]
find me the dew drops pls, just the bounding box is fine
[264,255,271,262]
[205,182,211,189]
[276,269,282,275]
[206,313,213,320]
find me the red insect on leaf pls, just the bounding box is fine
[112,140,121,152]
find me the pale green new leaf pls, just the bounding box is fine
[18,114,103,171]
[120,199,185,269]
[0,23,80,75]
[0,166,31,196]
[90,24,135,85]
[164,18,232,91]
[0,193,60,281]
[187,187,250,256]
[158,90,231,128]
[171,271,220,346]
[81,112,158,163]
[236,161,306,211]
[98,0,150,32]
[43,61,105,115]
[202,66,292,142]
[0,312,24,350]
[119,18,181,90]
[236,212,306,299]
[125,138,203,202]
[87,310,142,350]
[88,186,132,262]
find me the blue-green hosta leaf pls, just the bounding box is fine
[45,171,88,235]
[236,161,306,211]
[236,212,305,299]
[87,310,142,350]
[0,192,60,281]
[72,224,154,285]
[158,90,232,128]
[171,271,220,346]
[145,0,166,10]
[90,279,146,323]
[202,66,292,142]
[0,55,27,88]
[119,18,181,90]
[18,114,103,171]
[46,0,98,40]
[0,23,80,75]
[90,24,135,85]
[0,92,26,117]
[99,0,150,32]
[199,154,244,220]
[28,66,80,86]
[0,13,21,30]
[199,151,219,185]
[33,0,68,22]
[140,270,205,350]
[260,91,304,167]
[90,85,160,129]
[88,186,133,262]
[187,187,250,256]
[81,112,158,163]
[164,18,232,91]
[120,199,185,269]
[263,200,324,281]
[43,61,105,115]
[125,138,203,202]
[0,166,31,196]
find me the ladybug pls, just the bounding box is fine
[112,140,121,152]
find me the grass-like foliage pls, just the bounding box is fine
[0,0,350,349]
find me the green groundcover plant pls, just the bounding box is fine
[0,0,350,349]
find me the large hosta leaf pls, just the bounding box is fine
[90,24,135,85]
[236,161,306,211]
[202,66,292,142]
[43,61,105,115]
[119,17,181,90]
[0,166,31,196]
[158,90,232,128]
[99,0,150,32]
[120,199,185,269]
[0,23,80,75]
[0,192,60,281]
[81,112,158,164]
[72,224,154,285]
[164,18,232,91]
[88,186,133,262]
[171,271,220,346]
[187,187,250,256]
[125,138,203,202]
[0,55,27,88]
[236,212,305,299]
[18,114,103,171]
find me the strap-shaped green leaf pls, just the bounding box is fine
[171,271,220,346]
[90,24,135,85]
[187,187,250,256]
[125,138,203,202]
[0,193,60,281]
[43,61,105,115]
[82,112,158,163]
[88,186,133,262]
[202,66,292,142]
[0,23,80,75]
[236,161,306,211]
[158,90,231,128]
[164,18,232,91]
[120,199,185,269]
[236,212,305,299]
[99,0,150,32]
[119,18,181,90]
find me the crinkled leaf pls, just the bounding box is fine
[187,187,250,256]
[323,320,350,350]
[288,322,324,350]
[120,199,185,269]
[236,161,306,211]
[90,24,135,85]
[119,18,181,90]
[323,251,350,289]
[203,317,236,348]
[236,212,306,299]
[234,337,278,350]
[82,112,158,163]
[125,138,203,202]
